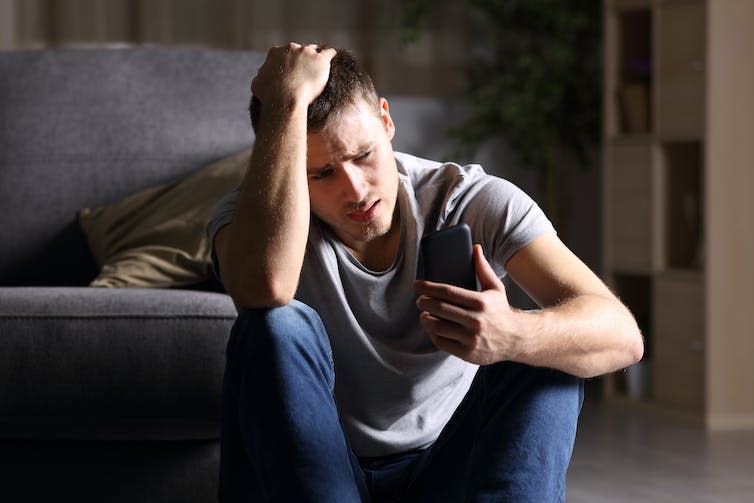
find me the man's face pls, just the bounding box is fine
[306,97,399,253]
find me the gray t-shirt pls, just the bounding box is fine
[207,151,555,457]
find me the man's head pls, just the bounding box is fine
[249,47,380,134]
[251,44,400,261]
[305,96,399,257]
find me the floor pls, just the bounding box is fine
[568,396,754,502]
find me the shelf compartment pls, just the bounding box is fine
[616,8,653,135]
[662,141,704,271]
[652,272,705,413]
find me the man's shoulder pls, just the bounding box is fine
[394,151,443,176]
[394,151,489,190]
[394,151,539,224]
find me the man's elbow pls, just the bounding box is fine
[581,308,645,379]
[224,274,297,309]
[628,327,645,366]
[233,288,296,310]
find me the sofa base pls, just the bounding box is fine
[0,439,218,503]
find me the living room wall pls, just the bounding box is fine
[4,0,471,97]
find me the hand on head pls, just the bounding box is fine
[251,43,337,112]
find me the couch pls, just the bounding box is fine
[0,46,468,502]
[0,47,261,502]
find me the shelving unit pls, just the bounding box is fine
[602,0,754,429]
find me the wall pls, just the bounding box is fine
[8,0,470,97]
[706,0,754,429]
[0,0,15,49]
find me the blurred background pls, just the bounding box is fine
[1,0,471,95]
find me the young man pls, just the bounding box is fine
[208,43,643,502]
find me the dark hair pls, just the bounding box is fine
[249,47,379,134]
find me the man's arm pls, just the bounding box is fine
[214,43,336,308]
[414,234,644,378]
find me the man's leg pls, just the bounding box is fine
[219,300,367,502]
[404,362,583,502]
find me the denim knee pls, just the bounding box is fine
[231,300,335,386]
[220,301,364,503]
[477,363,583,501]
[403,363,583,502]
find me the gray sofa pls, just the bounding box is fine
[0,47,260,502]
[0,46,469,502]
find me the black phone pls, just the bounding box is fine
[420,224,478,291]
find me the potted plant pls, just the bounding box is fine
[401,0,601,231]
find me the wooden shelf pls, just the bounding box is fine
[602,0,754,428]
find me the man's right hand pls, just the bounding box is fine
[251,43,337,116]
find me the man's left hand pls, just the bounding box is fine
[414,244,525,365]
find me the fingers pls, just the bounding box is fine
[420,311,473,342]
[422,315,471,357]
[282,42,332,55]
[473,244,504,291]
[416,293,480,326]
[420,312,484,364]
[251,42,337,109]
[413,280,482,309]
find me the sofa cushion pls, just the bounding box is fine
[0,287,237,441]
[79,148,249,288]
[0,48,264,285]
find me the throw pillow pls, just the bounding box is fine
[79,148,250,288]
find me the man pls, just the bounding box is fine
[208,43,643,502]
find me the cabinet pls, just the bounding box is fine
[602,0,754,429]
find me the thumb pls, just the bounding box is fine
[473,244,504,291]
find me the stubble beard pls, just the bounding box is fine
[346,196,399,246]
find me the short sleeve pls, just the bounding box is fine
[205,187,241,279]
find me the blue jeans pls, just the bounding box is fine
[219,301,583,502]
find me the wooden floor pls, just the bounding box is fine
[568,396,754,502]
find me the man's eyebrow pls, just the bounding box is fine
[307,144,374,173]
[347,144,374,160]
[307,163,331,174]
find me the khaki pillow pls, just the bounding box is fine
[79,148,250,288]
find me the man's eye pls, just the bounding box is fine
[312,168,334,180]
[356,150,373,161]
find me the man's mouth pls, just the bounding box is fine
[347,200,380,223]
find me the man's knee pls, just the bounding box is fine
[478,362,584,441]
[232,300,334,371]
[484,362,582,407]
[518,365,583,416]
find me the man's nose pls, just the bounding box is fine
[341,163,368,202]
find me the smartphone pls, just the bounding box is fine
[420,224,478,291]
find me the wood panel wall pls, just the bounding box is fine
[4,0,471,97]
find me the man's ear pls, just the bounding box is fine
[378,97,396,141]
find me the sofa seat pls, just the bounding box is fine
[0,287,237,441]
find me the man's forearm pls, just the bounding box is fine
[220,102,310,307]
[216,43,336,308]
[510,293,643,378]
[415,239,644,377]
